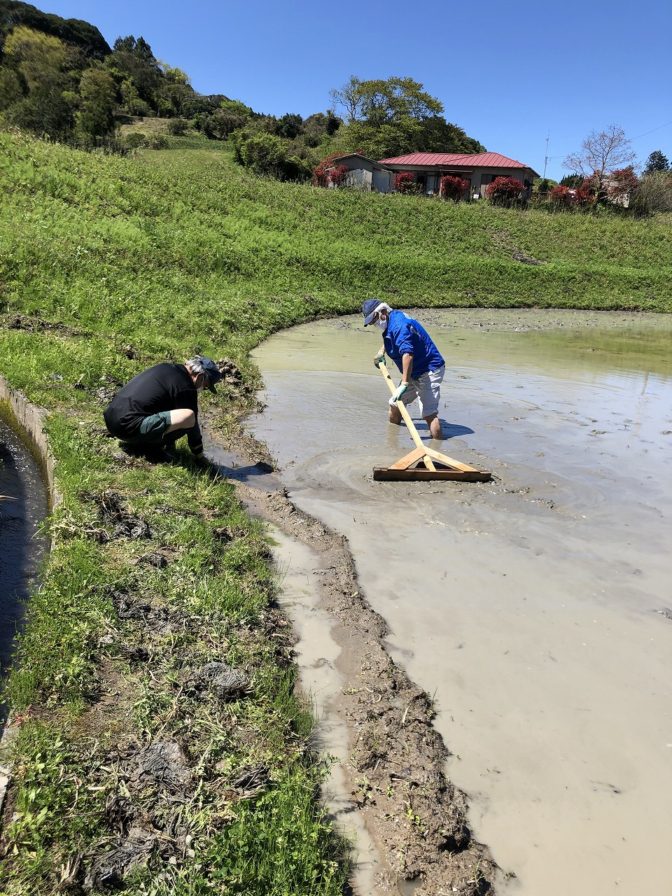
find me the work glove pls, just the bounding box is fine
[389,382,408,404]
[373,354,386,368]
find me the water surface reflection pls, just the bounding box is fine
[248,309,672,896]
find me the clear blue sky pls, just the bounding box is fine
[41,0,671,181]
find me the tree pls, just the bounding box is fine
[76,67,116,140]
[346,115,424,160]
[274,113,303,140]
[560,173,582,187]
[331,75,442,124]
[420,117,485,154]
[156,64,193,117]
[633,170,672,214]
[3,25,72,91]
[302,111,341,147]
[6,79,74,137]
[329,75,483,160]
[200,98,253,140]
[106,35,161,110]
[0,65,24,110]
[231,128,311,181]
[2,26,76,138]
[644,150,669,174]
[563,125,635,197]
[0,0,110,60]
[119,78,149,116]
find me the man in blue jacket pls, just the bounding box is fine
[362,299,445,439]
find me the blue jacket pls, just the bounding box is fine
[383,310,444,378]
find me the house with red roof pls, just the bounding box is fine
[326,151,539,197]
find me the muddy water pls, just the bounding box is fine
[248,309,672,896]
[0,416,49,689]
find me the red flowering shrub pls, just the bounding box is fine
[313,162,330,187]
[549,185,574,208]
[330,164,349,187]
[313,152,346,187]
[440,175,470,201]
[547,175,600,211]
[574,175,598,207]
[607,166,638,204]
[485,176,524,206]
[395,171,418,193]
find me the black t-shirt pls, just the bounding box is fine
[104,363,201,449]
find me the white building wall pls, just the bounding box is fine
[344,169,372,189]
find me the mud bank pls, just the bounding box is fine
[227,476,499,895]
[243,309,672,896]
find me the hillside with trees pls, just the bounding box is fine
[0,1,485,172]
[0,1,237,145]
[1,0,669,204]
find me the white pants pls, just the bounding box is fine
[399,365,444,416]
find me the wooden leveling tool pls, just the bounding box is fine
[374,363,491,482]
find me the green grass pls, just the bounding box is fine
[0,129,670,894]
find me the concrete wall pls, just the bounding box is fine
[0,376,57,815]
[0,378,58,505]
[342,168,372,189]
[330,159,393,192]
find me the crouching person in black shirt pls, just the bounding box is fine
[103,356,223,461]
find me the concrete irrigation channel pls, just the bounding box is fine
[0,380,52,805]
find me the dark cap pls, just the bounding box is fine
[362,299,391,326]
[188,355,223,393]
[362,298,382,326]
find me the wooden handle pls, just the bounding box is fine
[378,363,428,456]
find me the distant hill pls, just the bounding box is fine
[0,0,110,59]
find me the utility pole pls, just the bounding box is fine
[543,135,549,179]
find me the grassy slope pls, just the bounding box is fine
[0,130,670,894]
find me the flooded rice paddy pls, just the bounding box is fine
[248,309,672,896]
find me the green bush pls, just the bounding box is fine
[146,134,169,149]
[231,128,312,181]
[167,118,190,136]
[634,171,672,214]
[124,131,147,148]
[123,132,169,150]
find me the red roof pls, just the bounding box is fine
[379,152,531,169]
